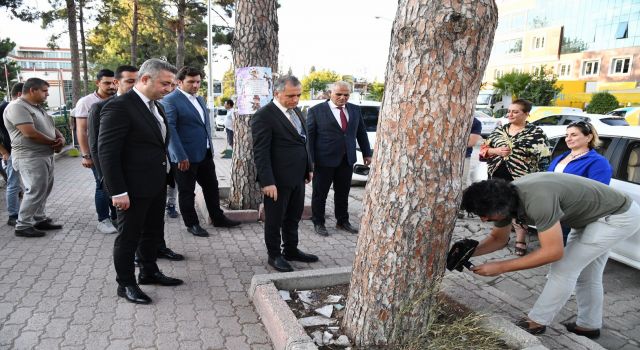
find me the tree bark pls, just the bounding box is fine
[66,0,82,105]
[175,0,186,69]
[78,0,89,95]
[228,0,279,210]
[130,0,139,66]
[342,0,498,347]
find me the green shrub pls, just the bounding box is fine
[585,92,619,114]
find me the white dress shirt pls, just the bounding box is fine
[328,100,350,128]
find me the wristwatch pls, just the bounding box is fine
[82,154,92,159]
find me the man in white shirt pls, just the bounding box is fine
[223,99,235,148]
[161,66,240,238]
[74,69,118,234]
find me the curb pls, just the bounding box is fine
[248,267,557,350]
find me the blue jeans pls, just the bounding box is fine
[91,167,116,221]
[4,156,22,218]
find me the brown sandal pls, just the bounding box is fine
[515,241,527,256]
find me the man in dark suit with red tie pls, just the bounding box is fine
[251,75,319,272]
[306,81,372,236]
[99,58,183,304]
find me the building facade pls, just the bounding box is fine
[7,46,73,109]
[485,0,640,106]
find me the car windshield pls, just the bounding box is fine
[476,94,492,105]
[606,110,626,117]
[600,118,629,126]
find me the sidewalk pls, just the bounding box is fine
[0,136,636,349]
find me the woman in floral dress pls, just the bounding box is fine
[480,99,551,255]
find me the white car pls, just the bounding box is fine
[214,108,227,131]
[530,112,629,134]
[474,110,501,137]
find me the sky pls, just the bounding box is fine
[0,0,397,81]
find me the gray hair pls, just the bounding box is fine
[138,58,178,81]
[274,75,301,92]
[329,81,351,92]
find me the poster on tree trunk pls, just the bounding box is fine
[235,67,272,115]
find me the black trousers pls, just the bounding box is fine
[174,150,225,227]
[263,181,305,258]
[113,190,165,286]
[311,156,353,225]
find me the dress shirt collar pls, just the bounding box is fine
[132,87,152,106]
[328,100,345,110]
[273,99,290,116]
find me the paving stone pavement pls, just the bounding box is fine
[0,135,637,349]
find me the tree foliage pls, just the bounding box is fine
[585,92,619,114]
[87,0,208,71]
[0,38,20,101]
[367,81,385,101]
[215,66,235,105]
[1,0,39,21]
[492,71,531,99]
[519,67,561,106]
[300,70,340,99]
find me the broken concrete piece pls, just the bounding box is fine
[315,305,333,318]
[323,331,333,345]
[298,316,337,327]
[311,330,323,346]
[335,335,350,346]
[325,294,342,303]
[297,290,316,308]
[278,290,291,301]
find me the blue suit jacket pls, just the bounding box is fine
[306,101,372,167]
[161,89,212,163]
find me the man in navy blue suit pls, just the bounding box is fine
[162,66,240,238]
[307,81,372,236]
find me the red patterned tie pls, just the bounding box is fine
[337,106,348,132]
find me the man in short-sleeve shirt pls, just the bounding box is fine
[3,78,65,237]
[461,172,639,337]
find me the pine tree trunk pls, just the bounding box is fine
[175,0,186,69]
[228,0,279,210]
[342,0,498,347]
[130,0,139,66]
[66,0,82,105]
[78,0,89,95]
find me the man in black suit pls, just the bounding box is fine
[251,75,319,272]
[99,58,183,304]
[307,81,372,236]
[89,65,184,262]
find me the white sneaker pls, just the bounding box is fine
[97,219,118,234]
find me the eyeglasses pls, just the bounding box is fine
[568,120,591,133]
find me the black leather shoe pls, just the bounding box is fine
[117,284,152,304]
[15,227,46,237]
[138,271,184,286]
[336,222,358,234]
[283,249,319,263]
[213,216,241,228]
[157,247,185,261]
[268,255,294,272]
[563,322,600,339]
[187,224,209,237]
[34,221,63,230]
[314,224,329,237]
[7,216,17,226]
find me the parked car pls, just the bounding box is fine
[474,110,501,137]
[214,108,227,131]
[542,125,640,270]
[607,107,640,126]
[530,113,629,139]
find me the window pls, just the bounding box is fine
[616,22,628,39]
[581,60,600,76]
[533,115,563,126]
[620,142,640,184]
[532,36,545,50]
[550,137,613,160]
[494,69,503,79]
[531,65,542,75]
[610,57,631,75]
[361,106,379,132]
[558,63,572,77]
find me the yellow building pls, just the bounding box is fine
[484,0,640,107]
